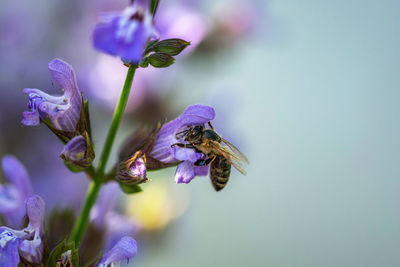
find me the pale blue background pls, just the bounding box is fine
[136,1,400,266]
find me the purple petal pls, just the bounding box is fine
[97,236,137,266]
[92,1,154,63]
[151,104,215,163]
[91,182,120,228]
[103,212,138,252]
[0,229,20,267]
[48,59,81,101]
[61,135,88,163]
[18,238,43,264]
[0,156,33,228]
[194,165,209,176]
[118,155,148,184]
[0,185,20,213]
[21,59,82,132]
[2,156,33,200]
[25,195,45,231]
[21,111,40,126]
[129,156,146,180]
[16,195,45,264]
[174,161,196,184]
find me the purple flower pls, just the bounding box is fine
[91,183,138,252]
[0,155,33,228]
[150,104,215,183]
[22,58,82,132]
[154,5,207,54]
[92,0,154,63]
[97,236,137,267]
[0,195,45,266]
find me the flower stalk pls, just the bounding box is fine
[69,65,137,246]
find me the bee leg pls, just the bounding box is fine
[171,143,202,153]
[194,156,216,166]
[208,121,214,129]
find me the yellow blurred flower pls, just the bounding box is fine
[124,174,189,231]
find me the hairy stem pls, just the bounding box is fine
[69,65,137,246]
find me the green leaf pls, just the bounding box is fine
[139,57,149,68]
[152,38,191,56]
[148,53,175,68]
[119,183,143,194]
[150,0,159,15]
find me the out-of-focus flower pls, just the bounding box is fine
[155,5,208,54]
[0,155,33,228]
[0,195,45,266]
[150,104,215,183]
[125,180,189,231]
[96,236,137,267]
[91,183,138,251]
[92,0,154,63]
[22,58,82,132]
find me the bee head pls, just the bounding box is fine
[183,125,204,142]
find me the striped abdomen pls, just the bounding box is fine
[210,156,231,191]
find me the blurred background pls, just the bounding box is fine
[1,0,400,266]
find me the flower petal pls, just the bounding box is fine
[0,229,20,267]
[2,156,33,199]
[103,212,138,252]
[92,0,154,63]
[21,59,82,132]
[61,135,88,162]
[25,195,45,231]
[91,182,119,228]
[194,165,209,176]
[151,104,215,163]
[18,238,43,264]
[174,161,196,184]
[97,236,137,266]
[0,156,33,228]
[48,59,82,131]
[21,111,40,126]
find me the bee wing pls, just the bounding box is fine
[209,141,248,175]
[221,138,249,163]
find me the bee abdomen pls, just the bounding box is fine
[210,157,231,191]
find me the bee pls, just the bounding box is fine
[172,122,248,191]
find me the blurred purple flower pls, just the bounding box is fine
[92,0,154,63]
[22,58,82,132]
[155,5,208,54]
[150,104,215,183]
[0,195,45,266]
[91,183,138,251]
[96,236,137,267]
[0,155,33,228]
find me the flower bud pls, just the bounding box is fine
[117,151,148,185]
[60,133,95,172]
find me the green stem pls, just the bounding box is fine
[69,65,137,246]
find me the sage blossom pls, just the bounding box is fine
[92,0,154,63]
[0,155,33,228]
[22,58,82,132]
[120,104,215,184]
[96,236,137,266]
[0,195,45,266]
